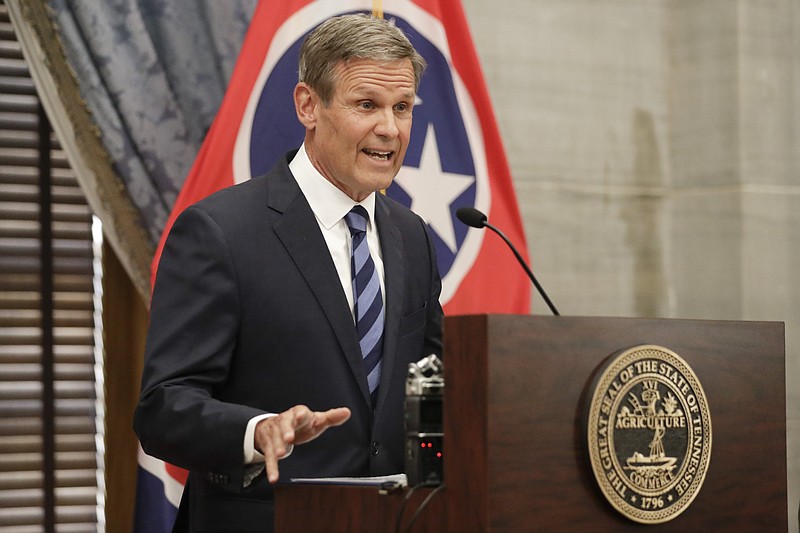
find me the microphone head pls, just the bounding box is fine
[456,207,487,229]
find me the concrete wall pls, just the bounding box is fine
[461,1,799,529]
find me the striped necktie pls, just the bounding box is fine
[344,205,384,406]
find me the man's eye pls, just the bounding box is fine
[395,103,410,113]
[359,102,374,110]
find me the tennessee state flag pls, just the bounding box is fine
[137,0,530,529]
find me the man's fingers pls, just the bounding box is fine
[294,407,352,444]
[278,405,303,442]
[257,405,352,483]
[256,411,303,484]
[269,417,291,458]
[262,436,280,484]
[321,407,351,427]
[258,420,286,484]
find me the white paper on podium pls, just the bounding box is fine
[289,473,407,487]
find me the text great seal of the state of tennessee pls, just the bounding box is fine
[586,345,712,524]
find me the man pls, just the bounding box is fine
[134,13,443,532]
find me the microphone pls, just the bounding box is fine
[456,207,560,316]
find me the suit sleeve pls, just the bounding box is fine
[134,205,264,491]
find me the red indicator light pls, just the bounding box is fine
[436,452,442,458]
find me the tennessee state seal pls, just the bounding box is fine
[586,345,712,523]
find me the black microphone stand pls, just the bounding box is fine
[482,221,560,316]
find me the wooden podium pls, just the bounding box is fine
[275,315,787,531]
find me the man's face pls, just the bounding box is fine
[296,58,416,202]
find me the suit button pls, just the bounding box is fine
[371,441,380,455]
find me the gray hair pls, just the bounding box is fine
[298,13,427,105]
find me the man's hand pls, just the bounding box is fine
[255,405,351,484]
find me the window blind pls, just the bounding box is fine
[0,1,103,531]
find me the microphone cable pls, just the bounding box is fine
[403,483,445,532]
[393,482,446,533]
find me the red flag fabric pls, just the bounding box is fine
[138,1,529,528]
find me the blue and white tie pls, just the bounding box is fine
[345,206,384,406]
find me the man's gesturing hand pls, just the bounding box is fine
[254,405,351,484]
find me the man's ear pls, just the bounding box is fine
[294,83,317,130]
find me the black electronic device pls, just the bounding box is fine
[404,354,444,486]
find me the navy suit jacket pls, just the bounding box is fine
[134,152,443,532]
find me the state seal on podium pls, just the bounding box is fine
[586,345,712,523]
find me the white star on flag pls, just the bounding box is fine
[394,124,474,252]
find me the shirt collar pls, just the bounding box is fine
[289,143,377,229]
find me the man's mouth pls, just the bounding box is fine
[362,149,393,161]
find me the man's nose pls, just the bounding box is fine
[373,108,399,138]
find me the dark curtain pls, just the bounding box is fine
[49,0,257,245]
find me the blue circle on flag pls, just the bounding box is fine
[248,12,477,279]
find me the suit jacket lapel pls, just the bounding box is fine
[267,162,372,406]
[374,195,403,416]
